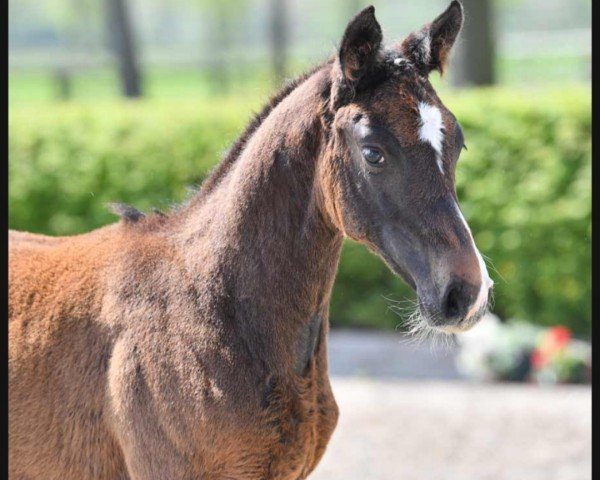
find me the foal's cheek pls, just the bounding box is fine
[336,184,376,243]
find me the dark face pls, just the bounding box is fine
[326,2,492,333]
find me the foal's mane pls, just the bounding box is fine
[189,61,331,206]
[111,61,333,226]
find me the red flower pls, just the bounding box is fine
[531,325,572,371]
[547,326,571,348]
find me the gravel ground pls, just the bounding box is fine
[309,331,591,480]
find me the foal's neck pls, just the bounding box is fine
[179,66,343,374]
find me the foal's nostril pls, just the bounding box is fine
[442,283,465,320]
[440,281,477,323]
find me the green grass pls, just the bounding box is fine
[9,66,275,105]
[9,55,590,105]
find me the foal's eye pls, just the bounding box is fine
[361,146,384,165]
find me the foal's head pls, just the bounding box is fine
[320,2,492,333]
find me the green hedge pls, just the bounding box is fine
[9,88,591,337]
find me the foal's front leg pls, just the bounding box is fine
[107,336,204,480]
[113,420,197,480]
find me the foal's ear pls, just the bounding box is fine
[332,6,382,108]
[338,6,382,84]
[401,0,464,76]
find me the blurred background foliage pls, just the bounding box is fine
[9,0,591,337]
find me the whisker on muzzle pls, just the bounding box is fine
[387,300,457,352]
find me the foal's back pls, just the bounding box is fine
[9,225,133,479]
[9,227,117,323]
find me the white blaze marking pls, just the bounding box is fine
[418,102,445,174]
[453,202,494,320]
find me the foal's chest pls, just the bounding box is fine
[216,366,336,479]
[266,369,333,480]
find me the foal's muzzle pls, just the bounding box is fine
[442,279,490,326]
[423,277,493,332]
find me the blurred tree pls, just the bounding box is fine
[197,0,250,94]
[269,0,288,86]
[54,67,72,100]
[15,0,103,49]
[13,0,104,99]
[452,0,496,86]
[204,1,233,94]
[104,0,142,97]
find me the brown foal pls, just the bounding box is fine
[9,2,492,478]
